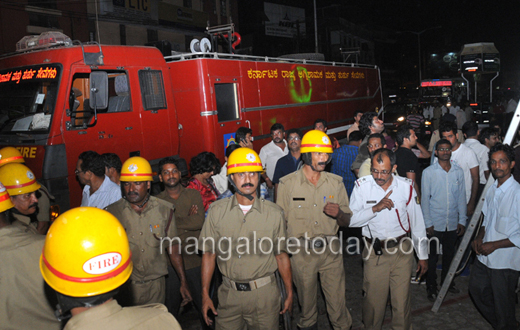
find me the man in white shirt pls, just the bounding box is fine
[449,102,460,116]
[77,151,121,209]
[463,121,491,199]
[211,144,241,195]
[259,123,288,200]
[505,96,518,113]
[438,122,479,216]
[350,148,428,330]
[469,143,520,330]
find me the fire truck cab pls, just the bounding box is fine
[0,32,382,211]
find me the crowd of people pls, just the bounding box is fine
[1,107,519,330]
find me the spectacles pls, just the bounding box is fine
[371,169,391,175]
[75,169,85,175]
[288,137,301,141]
[438,148,452,152]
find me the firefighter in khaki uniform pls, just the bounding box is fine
[277,130,352,330]
[40,207,182,329]
[0,162,42,235]
[0,184,61,330]
[200,148,293,329]
[105,157,192,306]
[0,146,54,234]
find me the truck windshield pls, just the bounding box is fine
[0,65,61,133]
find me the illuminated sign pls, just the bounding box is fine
[421,80,453,87]
[0,65,60,84]
[461,53,500,73]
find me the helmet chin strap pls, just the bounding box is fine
[123,191,150,208]
[228,175,255,201]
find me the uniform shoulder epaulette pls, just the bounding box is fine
[154,196,175,209]
[395,175,414,187]
[104,198,125,211]
[327,172,344,184]
[355,176,372,187]
[278,170,299,184]
[262,199,284,213]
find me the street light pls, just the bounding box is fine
[401,26,442,84]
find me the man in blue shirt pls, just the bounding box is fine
[332,131,362,196]
[421,139,467,301]
[272,128,303,202]
[469,143,520,330]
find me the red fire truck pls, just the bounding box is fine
[0,32,382,211]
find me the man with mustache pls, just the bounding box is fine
[277,130,352,330]
[259,123,288,200]
[156,157,207,328]
[0,183,61,330]
[106,156,192,307]
[469,143,520,330]
[350,148,428,330]
[200,148,293,329]
[0,163,43,235]
[0,146,54,234]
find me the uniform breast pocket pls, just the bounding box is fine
[290,201,309,220]
[145,226,164,249]
[495,216,519,236]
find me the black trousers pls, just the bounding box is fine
[165,264,209,329]
[469,259,520,330]
[426,229,458,290]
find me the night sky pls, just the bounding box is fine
[348,0,520,73]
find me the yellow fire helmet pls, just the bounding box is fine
[0,182,15,213]
[40,207,133,297]
[0,163,41,196]
[227,147,264,175]
[0,147,24,166]
[120,156,153,182]
[300,130,333,154]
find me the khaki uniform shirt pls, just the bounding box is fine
[157,186,205,270]
[0,225,61,330]
[63,299,181,330]
[199,195,287,282]
[12,213,39,235]
[277,168,352,239]
[105,197,178,282]
[37,185,54,222]
[11,185,54,235]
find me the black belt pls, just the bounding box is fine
[365,233,408,249]
[223,274,275,291]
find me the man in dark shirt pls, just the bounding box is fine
[273,128,302,202]
[332,130,362,197]
[395,124,431,199]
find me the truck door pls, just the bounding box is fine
[136,68,174,164]
[62,68,141,207]
[211,77,243,158]
[206,59,250,158]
